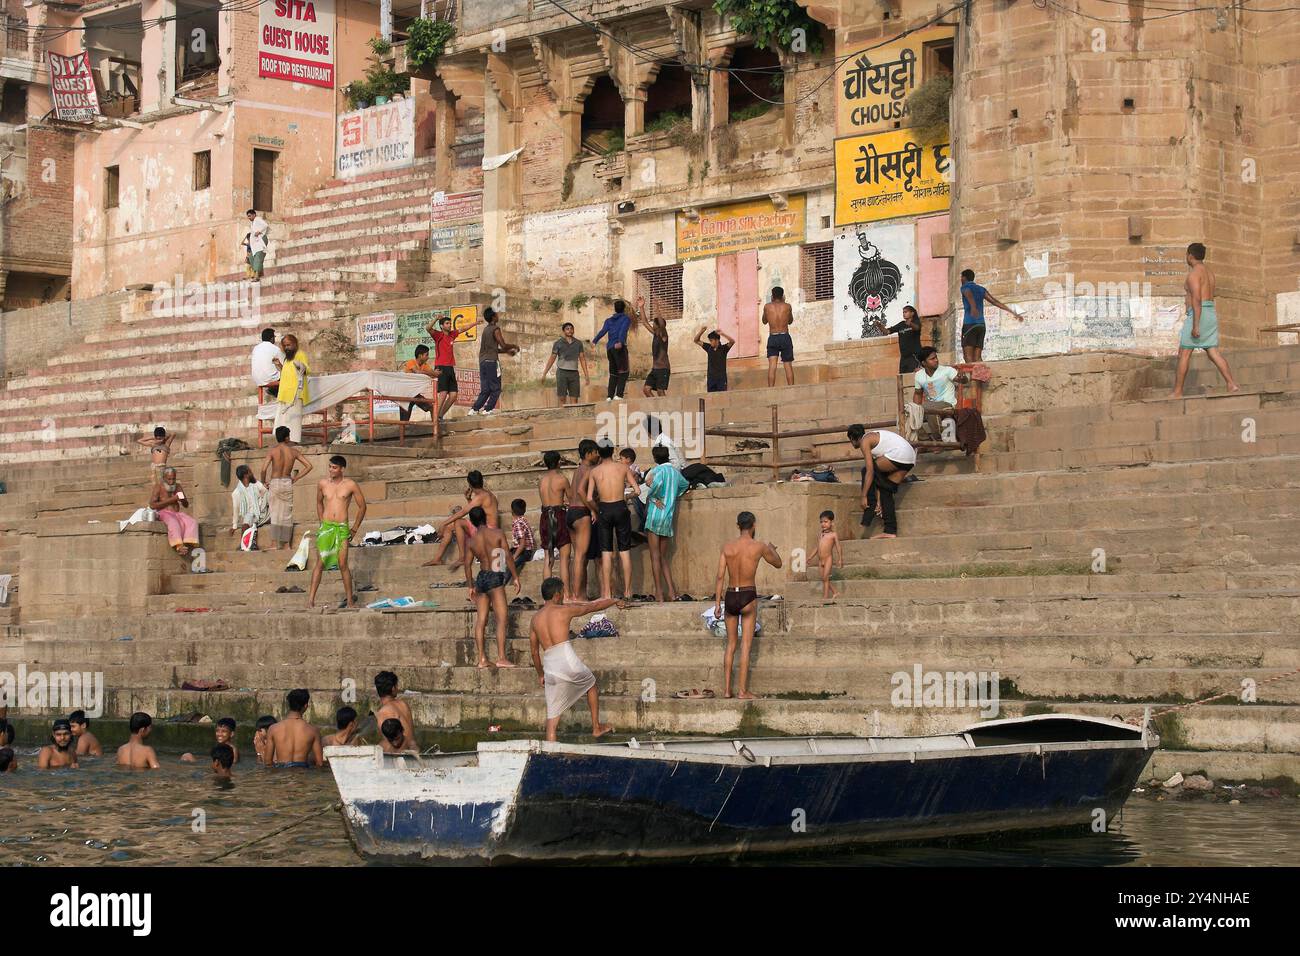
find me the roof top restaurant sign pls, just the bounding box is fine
[836,26,953,136]
[48,52,100,123]
[259,0,335,88]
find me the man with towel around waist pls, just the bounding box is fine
[530,577,620,741]
[1172,241,1240,398]
[307,455,367,609]
[261,425,313,551]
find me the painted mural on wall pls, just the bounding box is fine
[833,222,915,341]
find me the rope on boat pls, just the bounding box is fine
[200,802,341,863]
[1149,664,1300,718]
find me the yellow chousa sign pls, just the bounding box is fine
[834,129,951,226]
[836,26,954,137]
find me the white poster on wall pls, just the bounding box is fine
[832,222,916,341]
[259,0,336,88]
[336,99,415,177]
[522,205,610,287]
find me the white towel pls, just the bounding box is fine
[543,642,596,720]
[903,401,925,442]
[118,507,157,532]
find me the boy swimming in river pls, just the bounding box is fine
[69,710,103,757]
[116,712,160,770]
[37,718,79,770]
[211,744,235,779]
[323,706,362,747]
[816,510,842,600]
[181,717,239,763]
[253,715,277,765]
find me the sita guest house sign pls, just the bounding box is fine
[259,0,335,88]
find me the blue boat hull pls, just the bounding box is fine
[338,743,1153,864]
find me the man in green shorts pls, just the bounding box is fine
[308,455,368,608]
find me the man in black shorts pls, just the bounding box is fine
[581,441,640,600]
[463,505,521,668]
[762,287,795,387]
[426,313,475,420]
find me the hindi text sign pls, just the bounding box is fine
[834,130,952,226]
[836,27,954,136]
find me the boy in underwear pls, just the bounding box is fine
[138,426,175,482]
[464,505,521,668]
[714,511,782,700]
[537,450,573,600]
[566,439,601,602]
[529,577,619,741]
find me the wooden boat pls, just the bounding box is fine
[325,713,1157,864]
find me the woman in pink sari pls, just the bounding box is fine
[149,467,199,556]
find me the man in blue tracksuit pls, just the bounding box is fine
[592,298,637,400]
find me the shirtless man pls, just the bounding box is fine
[567,439,601,602]
[265,688,324,768]
[848,424,915,539]
[1173,242,1239,398]
[434,470,499,590]
[373,671,416,752]
[307,455,367,608]
[581,442,640,600]
[37,718,80,769]
[537,450,574,601]
[69,710,102,758]
[260,425,313,551]
[115,712,161,769]
[529,577,618,741]
[464,505,521,668]
[211,744,235,779]
[714,511,782,700]
[762,287,795,387]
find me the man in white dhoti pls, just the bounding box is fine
[529,577,621,741]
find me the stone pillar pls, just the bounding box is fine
[140,0,177,112]
[482,56,521,288]
[624,90,646,139]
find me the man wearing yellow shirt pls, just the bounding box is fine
[274,334,310,443]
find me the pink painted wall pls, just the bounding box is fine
[915,213,951,317]
[70,1,384,295]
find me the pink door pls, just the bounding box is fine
[716,250,760,358]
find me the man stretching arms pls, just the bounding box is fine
[308,455,367,608]
[714,511,782,699]
[530,577,618,741]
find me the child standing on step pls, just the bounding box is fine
[816,510,842,600]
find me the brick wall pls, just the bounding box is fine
[0,124,75,271]
[0,291,134,379]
